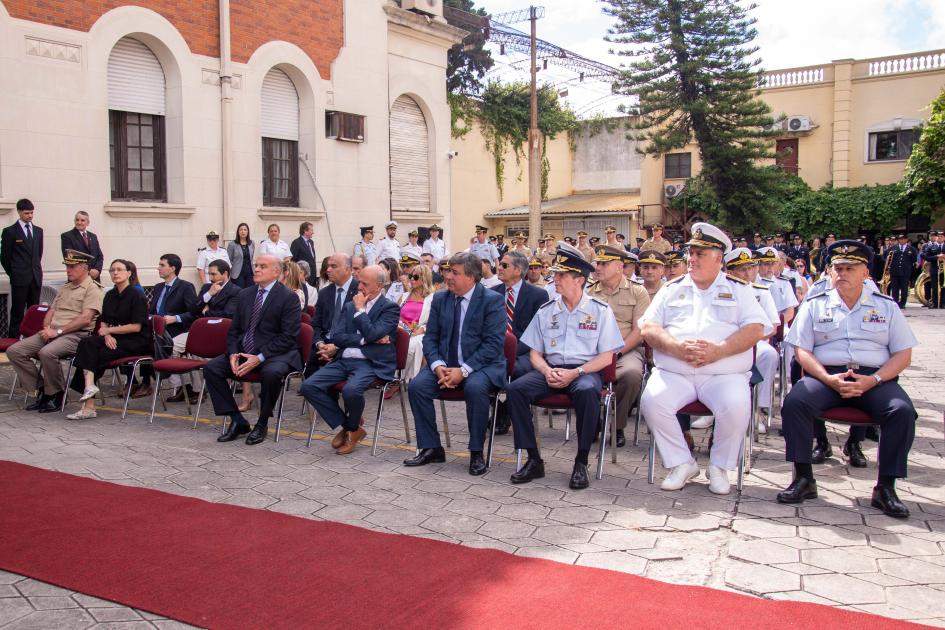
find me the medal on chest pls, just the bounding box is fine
[578,314,598,331]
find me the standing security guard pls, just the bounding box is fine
[787,234,810,270]
[506,242,623,490]
[885,233,918,308]
[590,244,651,447]
[921,231,943,308]
[576,231,595,262]
[777,240,918,518]
[470,225,500,264]
[353,226,378,265]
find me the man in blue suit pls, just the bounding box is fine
[491,249,547,434]
[210,255,302,445]
[304,253,357,377]
[300,264,400,455]
[404,252,507,475]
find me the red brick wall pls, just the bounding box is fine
[4,0,344,78]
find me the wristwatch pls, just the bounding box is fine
[56,328,63,336]
[577,367,586,377]
[460,367,470,378]
[872,373,883,385]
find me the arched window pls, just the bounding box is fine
[261,67,300,207]
[107,37,167,201]
[389,95,430,213]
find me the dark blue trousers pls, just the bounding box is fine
[782,376,916,478]
[408,367,493,451]
[300,357,377,431]
[507,369,603,452]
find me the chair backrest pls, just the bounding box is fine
[300,312,312,325]
[601,353,617,385]
[395,326,410,371]
[19,304,49,338]
[297,323,314,364]
[503,332,517,380]
[151,314,166,338]
[304,305,315,317]
[185,317,232,358]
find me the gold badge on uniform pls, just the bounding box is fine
[717,292,734,300]
[578,314,598,331]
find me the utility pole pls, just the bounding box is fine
[527,5,542,249]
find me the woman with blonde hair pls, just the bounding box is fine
[397,264,435,381]
[281,260,307,309]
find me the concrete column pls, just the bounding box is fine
[831,59,854,187]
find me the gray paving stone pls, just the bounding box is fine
[575,551,647,574]
[88,607,144,622]
[421,514,484,534]
[514,546,579,564]
[589,529,659,550]
[2,608,95,630]
[547,506,606,525]
[802,573,886,605]
[533,525,593,545]
[476,520,536,540]
[26,596,80,610]
[877,557,945,584]
[886,585,945,618]
[870,533,943,556]
[0,598,33,626]
[724,561,800,595]
[14,580,72,597]
[728,539,799,565]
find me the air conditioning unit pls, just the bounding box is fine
[664,183,685,199]
[786,115,812,132]
[402,0,444,17]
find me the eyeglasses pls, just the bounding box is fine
[498,262,510,269]
[409,273,422,280]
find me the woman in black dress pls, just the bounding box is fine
[65,259,152,420]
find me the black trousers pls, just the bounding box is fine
[70,334,152,393]
[888,275,910,308]
[203,354,294,425]
[8,281,40,338]
[782,370,916,478]
[506,367,603,452]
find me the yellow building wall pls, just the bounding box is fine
[762,83,836,190]
[448,120,572,252]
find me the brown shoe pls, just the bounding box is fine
[336,427,366,455]
[132,384,153,399]
[166,388,186,403]
[331,428,348,450]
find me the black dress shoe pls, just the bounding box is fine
[811,442,833,464]
[166,387,187,403]
[245,424,268,445]
[217,421,251,442]
[615,429,626,448]
[865,426,880,442]
[569,462,589,490]
[185,385,199,405]
[403,447,446,467]
[25,394,49,411]
[776,477,818,504]
[468,451,488,476]
[38,392,64,413]
[510,458,545,484]
[871,485,910,519]
[843,440,868,468]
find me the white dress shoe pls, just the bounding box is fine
[707,464,731,495]
[66,409,97,421]
[756,420,768,435]
[661,461,700,491]
[690,416,714,429]
[78,385,100,402]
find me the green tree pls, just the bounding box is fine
[603,0,779,229]
[444,0,494,95]
[901,88,945,218]
[777,183,906,239]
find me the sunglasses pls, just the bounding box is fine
[498,262,511,269]
[409,273,422,280]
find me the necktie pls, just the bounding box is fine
[332,285,345,330]
[81,232,90,250]
[155,285,171,315]
[447,296,463,367]
[25,224,31,241]
[308,239,315,258]
[243,288,266,354]
[506,286,515,334]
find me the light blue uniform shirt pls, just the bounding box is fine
[785,286,917,368]
[470,240,500,264]
[354,240,377,265]
[521,294,623,366]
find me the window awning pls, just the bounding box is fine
[484,192,641,218]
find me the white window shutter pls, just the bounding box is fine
[261,68,299,141]
[389,95,430,213]
[107,37,166,116]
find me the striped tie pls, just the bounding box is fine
[243,288,266,354]
[506,286,515,334]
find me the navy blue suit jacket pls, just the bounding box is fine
[492,280,547,356]
[330,295,400,381]
[1,222,43,287]
[149,279,198,338]
[181,280,241,325]
[423,284,506,389]
[311,280,357,347]
[228,282,301,370]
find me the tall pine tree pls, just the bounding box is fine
[603,0,778,229]
[444,0,494,95]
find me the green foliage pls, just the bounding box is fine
[444,0,494,95]
[901,88,945,218]
[603,0,780,227]
[777,183,907,238]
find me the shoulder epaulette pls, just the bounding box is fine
[873,291,896,302]
[751,282,769,290]
[777,273,792,281]
[589,296,609,307]
[197,247,207,252]
[666,275,685,285]
[726,273,748,285]
[538,299,555,310]
[810,292,829,300]
[630,276,644,285]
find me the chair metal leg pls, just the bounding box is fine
[273,376,293,442]
[61,360,75,412]
[610,396,617,465]
[371,385,388,456]
[398,380,410,444]
[192,373,206,429]
[120,361,141,419]
[516,448,523,471]
[564,409,571,442]
[596,395,612,480]
[548,408,554,429]
[647,423,656,484]
[486,392,498,469]
[7,371,17,401]
[148,373,163,424]
[439,398,451,448]
[307,408,318,448]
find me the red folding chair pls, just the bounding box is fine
[301,312,312,326]
[305,327,411,451]
[2,304,49,400]
[515,354,618,481]
[148,317,232,427]
[304,305,315,318]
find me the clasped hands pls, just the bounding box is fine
[677,339,722,368]
[230,353,261,377]
[435,365,465,389]
[543,366,579,389]
[825,370,877,398]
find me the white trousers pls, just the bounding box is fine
[756,341,778,409]
[167,332,200,389]
[641,368,751,470]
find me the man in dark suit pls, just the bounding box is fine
[211,254,302,445]
[885,233,919,308]
[491,249,547,434]
[134,253,199,400]
[300,264,400,455]
[182,259,240,324]
[403,252,507,475]
[305,253,357,377]
[1,199,43,338]
[291,222,318,287]
[60,211,103,281]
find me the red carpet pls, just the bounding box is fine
[0,460,929,629]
